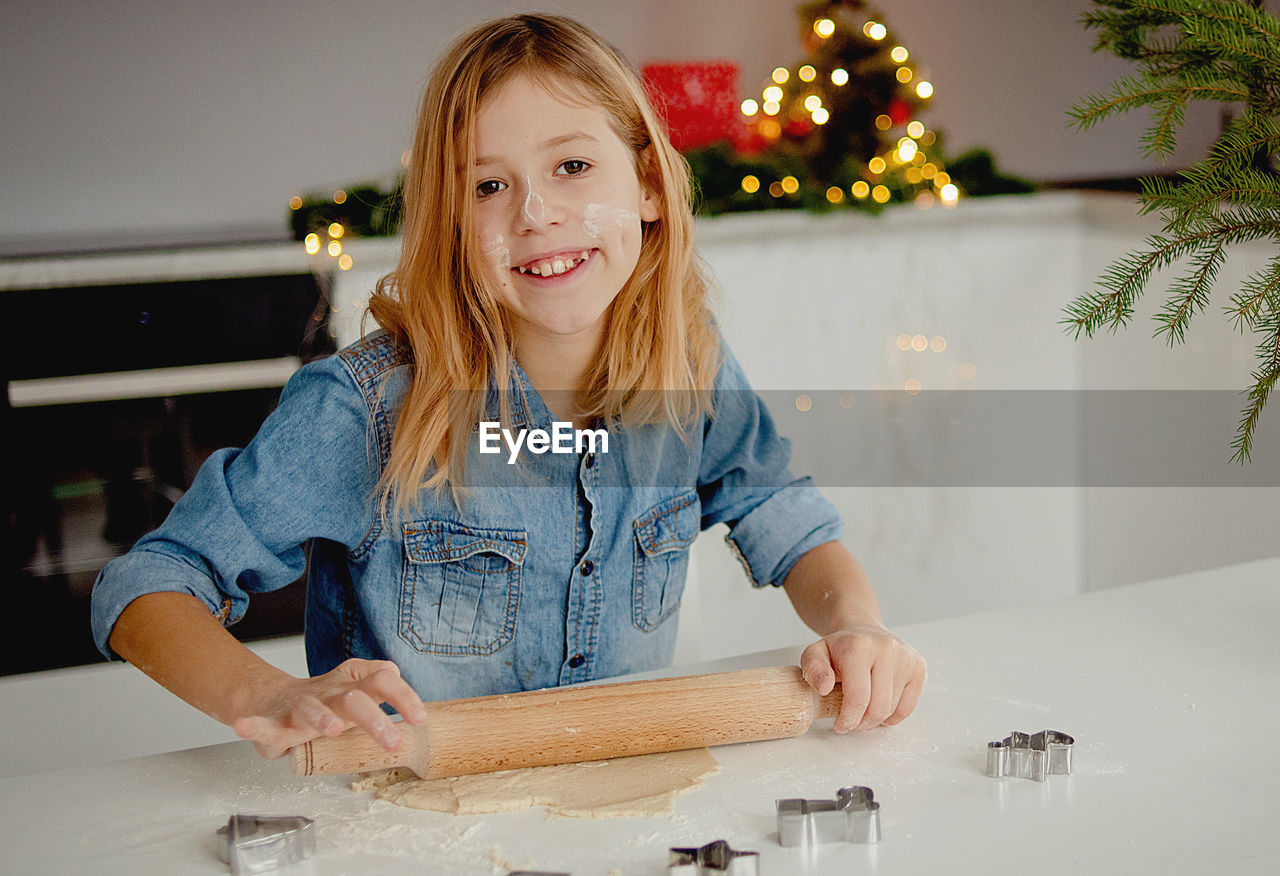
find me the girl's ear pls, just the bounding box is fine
[637,145,662,223]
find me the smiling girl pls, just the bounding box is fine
[92,14,925,761]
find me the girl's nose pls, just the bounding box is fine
[515,175,564,233]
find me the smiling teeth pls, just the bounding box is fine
[517,250,591,276]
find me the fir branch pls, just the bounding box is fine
[1232,311,1280,462]
[1154,233,1227,343]
[1227,255,1280,329]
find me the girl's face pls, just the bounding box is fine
[472,73,659,354]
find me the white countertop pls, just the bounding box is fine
[3,557,1278,875]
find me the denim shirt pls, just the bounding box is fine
[91,331,842,701]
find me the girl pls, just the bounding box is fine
[92,13,925,762]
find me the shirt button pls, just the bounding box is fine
[584,453,595,469]
[579,559,594,576]
[568,654,586,669]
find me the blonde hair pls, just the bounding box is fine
[368,13,719,514]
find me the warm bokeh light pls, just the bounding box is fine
[896,67,913,83]
[940,183,959,204]
[772,67,790,84]
[741,99,759,116]
[896,334,913,351]
[795,394,813,412]
[814,18,836,38]
[763,100,781,116]
[916,80,934,98]
[288,195,303,210]
[831,68,849,86]
[781,175,800,194]
[911,334,928,352]
[304,233,320,255]
[826,185,844,203]
[852,180,871,198]
[907,121,925,139]
[930,336,947,352]
[897,138,918,162]
[872,184,891,203]
[839,393,856,410]
[960,362,978,379]
[760,119,782,138]
[804,94,822,112]
[763,85,784,102]
[327,240,342,257]
[875,114,893,131]
[922,163,938,179]
[328,222,344,239]
[905,378,922,395]
[891,46,909,63]
[799,65,817,82]
[934,171,951,187]
[812,107,830,124]
[769,181,785,197]
[338,253,354,271]
[741,175,761,193]
[865,22,887,40]
[905,167,923,184]
[868,156,886,174]
[332,190,347,204]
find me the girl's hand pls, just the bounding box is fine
[800,624,927,733]
[231,658,429,759]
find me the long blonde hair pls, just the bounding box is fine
[368,13,719,514]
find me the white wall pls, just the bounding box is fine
[0,0,1256,249]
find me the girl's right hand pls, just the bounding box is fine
[231,658,429,760]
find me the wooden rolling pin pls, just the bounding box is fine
[292,664,841,779]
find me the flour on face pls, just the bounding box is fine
[521,175,548,227]
[483,234,511,271]
[582,202,639,241]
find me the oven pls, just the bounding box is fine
[2,244,335,675]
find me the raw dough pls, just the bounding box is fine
[353,748,719,818]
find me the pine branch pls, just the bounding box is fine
[1232,308,1280,462]
[1226,255,1280,329]
[1154,233,1227,343]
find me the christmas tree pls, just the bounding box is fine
[1065,0,1280,461]
[664,0,1033,215]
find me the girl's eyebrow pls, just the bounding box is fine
[475,131,599,166]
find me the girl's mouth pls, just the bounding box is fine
[513,249,593,279]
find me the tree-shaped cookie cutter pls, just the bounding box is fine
[215,814,315,874]
[776,785,881,846]
[668,839,761,875]
[985,730,1074,781]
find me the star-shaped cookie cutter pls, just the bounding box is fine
[668,839,760,875]
[215,814,315,875]
[776,785,881,846]
[985,730,1074,781]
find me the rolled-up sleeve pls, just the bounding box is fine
[698,343,843,587]
[90,354,381,659]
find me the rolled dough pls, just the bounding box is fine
[352,748,720,818]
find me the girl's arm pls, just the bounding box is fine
[108,592,428,759]
[781,541,927,733]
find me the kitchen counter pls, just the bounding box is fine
[3,557,1277,875]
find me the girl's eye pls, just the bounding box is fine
[559,159,590,176]
[476,179,506,198]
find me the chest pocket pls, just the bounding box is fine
[631,490,700,632]
[399,520,527,656]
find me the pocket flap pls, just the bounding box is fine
[403,520,528,566]
[633,490,700,557]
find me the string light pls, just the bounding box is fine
[896,67,913,83]
[864,21,887,40]
[328,222,344,239]
[868,156,887,174]
[288,195,303,210]
[769,181,785,197]
[875,114,892,130]
[871,184,890,203]
[814,18,836,38]
[940,183,959,205]
[812,107,830,124]
[826,185,844,203]
[897,138,918,162]
[760,119,781,138]
[763,85,784,102]
[916,81,934,98]
[741,175,761,193]
[304,233,320,255]
[930,336,947,352]
[890,46,909,63]
[907,121,925,139]
[763,100,781,116]
[804,95,823,112]
[799,65,817,82]
[795,394,813,412]
[741,99,759,116]
[772,67,790,84]
[852,181,870,198]
[333,190,347,205]
[905,378,921,395]
[911,334,928,352]
[831,68,849,86]
[338,253,354,270]
[896,334,913,351]
[781,175,800,194]
[327,240,342,257]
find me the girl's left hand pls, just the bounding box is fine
[799,624,927,733]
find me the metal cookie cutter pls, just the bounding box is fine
[776,786,880,846]
[668,839,761,875]
[215,814,315,874]
[985,730,1074,781]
